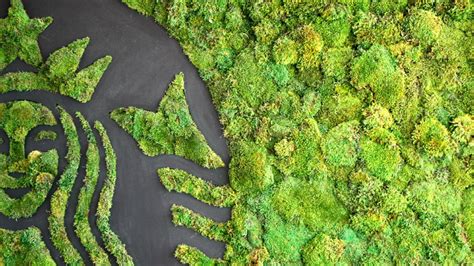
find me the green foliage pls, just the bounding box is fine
[158,167,237,207]
[229,141,273,193]
[48,106,83,265]
[34,130,57,141]
[0,227,55,265]
[351,44,405,107]
[95,121,134,265]
[413,117,454,159]
[122,0,474,264]
[272,177,348,231]
[74,113,110,265]
[111,73,224,169]
[0,101,57,219]
[302,234,345,265]
[322,120,359,168]
[0,0,52,69]
[464,187,474,248]
[0,0,111,103]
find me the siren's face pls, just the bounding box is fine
[0,101,58,217]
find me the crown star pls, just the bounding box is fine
[0,0,52,70]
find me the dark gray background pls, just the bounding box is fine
[0,0,230,265]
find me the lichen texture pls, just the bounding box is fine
[121,0,473,264]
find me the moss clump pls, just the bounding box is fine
[464,188,474,248]
[302,234,345,265]
[74,113,110,265]
[0,1,111,103]
[0,0,52,69]
[0,227,54,265]
[351,44,405,108]
[229,141,273,193]
[413,117,454,159]
[111,73,224,169]
[48,106,83,265]
[0,101,57,219]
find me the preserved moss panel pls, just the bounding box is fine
[49,106,83,265]
[95,121,134,265]
[123,0,473,264]
[0,0,111,103]
[111,73,224,169]
[74,113,110,265]
[0,227,55,265]
[0,101,57,219]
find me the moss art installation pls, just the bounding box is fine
[0,1,132,265]
[120,0,473,265]
[111,72,224,169]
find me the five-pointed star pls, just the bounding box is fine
[0,0,52,70]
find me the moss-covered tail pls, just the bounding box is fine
[74,113,110,265]
[49,106,84,265]
[94,121,134,266]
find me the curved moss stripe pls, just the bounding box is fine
[171,204,228,242]
[0,227,55,265]
[74,113,110,265]
[175,244,225,266]
[48,106,83,265]
[158,167,237,207]
[94,121,134,266]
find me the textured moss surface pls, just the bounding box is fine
[74,113,110,265]
[95,121,134,265]
[111,73,224,168]
[0,227,55,265]
[122,0,473,264]
[0,0,111,103]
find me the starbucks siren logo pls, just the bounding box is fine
[0,1,132,265]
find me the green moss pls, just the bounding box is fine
[48,106,83,265]
[272,36,298,65]
[463,187,474,248]
[120,1,474,264]
[74,113,110,265]
[413,117,454,159]
[0,0,52,69]
[0,101,57,219]
[34,130,57,141]
[111,73,224,169]
[409,9,443,46]
[272,177,348,231]
[322,120,359,168]
[158,167,237,207]
[351,44,405,107]
[0,1,111,103]
[302,234,345,265]
[95,122,134,265]
[229,141,273,193]
[0,227,54,265]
